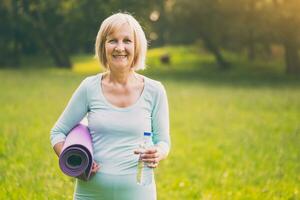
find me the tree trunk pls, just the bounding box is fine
[246,1,255,62]
[44,37,72,68]
[32,25,72,68]
[35,16,72,68]
[283,41,300,74]
[247,30,255,61]
[202,36,230,70]
[213,47,230,70]
[11,0,21,67]
[23,3,72,68]
[248,42,255,61]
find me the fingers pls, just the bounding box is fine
[134,147,147,154]
[134,147,161,169]
[134,148,157,155]
[142,159,159,165]
[134,147,161,163]
[140,149,159,161]
[141,152,159,159]
[134,149,143,154]
[135,147,157,153]
[141,155,159,163]
[146,162,159,168]
[144,148,157,154]
[140,150,159,167]
[91,161,100,173]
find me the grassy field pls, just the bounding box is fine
[0,46,299,199]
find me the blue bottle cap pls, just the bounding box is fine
[144,132,152,136]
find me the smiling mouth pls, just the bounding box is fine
[113,55,127,58]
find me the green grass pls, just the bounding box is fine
[0,46,299,199]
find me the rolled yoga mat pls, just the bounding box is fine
[59,124,93,181]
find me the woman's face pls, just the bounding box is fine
[105,23,135,71]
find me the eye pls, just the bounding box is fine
[108,39,117,43]
[124,39,132,44]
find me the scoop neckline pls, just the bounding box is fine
[97,73,147,111]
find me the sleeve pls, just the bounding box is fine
[50,78,89,147]
[151,82,171,157]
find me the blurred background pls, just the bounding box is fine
[0,0,299,199]
[0,0,300,74]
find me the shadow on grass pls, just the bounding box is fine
[144,61,300,89]
[1,57,299,89]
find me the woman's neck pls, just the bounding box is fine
[105,69,137,85]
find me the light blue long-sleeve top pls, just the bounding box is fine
[50,73,170,175]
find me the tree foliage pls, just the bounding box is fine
[0,0,300,73]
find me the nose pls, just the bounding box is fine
[114,42,125,52]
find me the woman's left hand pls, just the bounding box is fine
[134,146,163,168]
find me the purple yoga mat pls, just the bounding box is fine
[59,124,93,181]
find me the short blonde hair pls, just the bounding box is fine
[95,13,148,70]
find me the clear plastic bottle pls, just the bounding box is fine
[136,132,153,185]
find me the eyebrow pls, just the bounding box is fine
[106,35,133,40]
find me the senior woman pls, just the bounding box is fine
[50,12,170,200]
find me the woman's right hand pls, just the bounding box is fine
[53,141,65,157]
[90,161,100,177]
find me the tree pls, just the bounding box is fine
[270,0,300,74]
[0,0,22,67]
[24,0,73,68]
[171,0,230,69]
[0,0,158,68]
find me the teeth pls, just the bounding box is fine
[113,55,127,58]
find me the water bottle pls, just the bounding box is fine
[136,132,153,185]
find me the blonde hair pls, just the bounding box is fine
[95,12,148,70]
